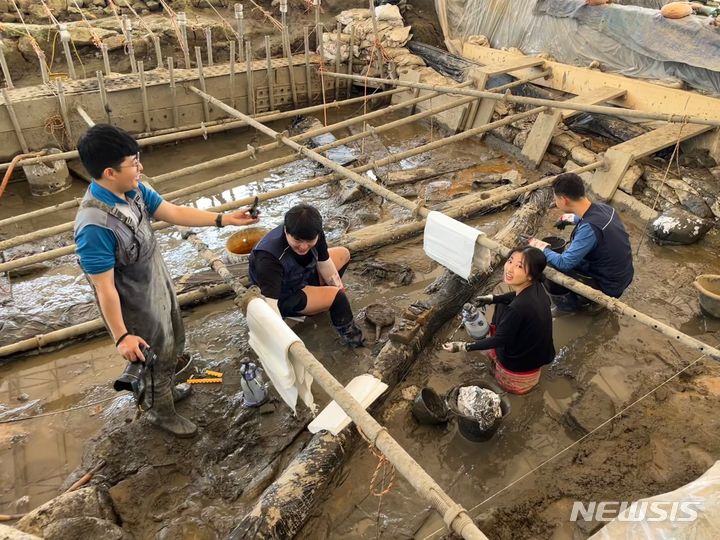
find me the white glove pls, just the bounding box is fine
[528,238,550,251]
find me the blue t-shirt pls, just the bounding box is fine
[75,182,164,275]
[543,221,598,273]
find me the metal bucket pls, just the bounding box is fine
[225,227,268,264]
[694,274,720,319]
[446,381,511,442]
[412,387,450,425]
[22,148,72,197]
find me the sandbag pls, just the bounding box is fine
[660,2,694,19]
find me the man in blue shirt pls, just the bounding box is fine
[74,124,259,437]
[528,173,634,313]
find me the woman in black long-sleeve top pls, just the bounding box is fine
[443,247,555,394]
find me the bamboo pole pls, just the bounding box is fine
[193,87,720,362]
[265,36,275,111]
[347,26,355,99]
[229,42,236,110]
[138,61,151,132]
[0,80,537,259]
[0,283,233,358]
[205,27,214,67]
[0,41,14,89]
[194,47,210,122]
[0,89,406,233]
[323,71,720,127]
[334,21,341,101]
[96,71,111,123]
[367,0,385,79]
[1,88,29,153]
[167,57,178,127]
[75,105,95,127]
[182,231,488,540]
[304,26,312,105]
[245,39,255,115]
[280,0,299,108]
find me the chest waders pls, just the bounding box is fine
[74,189,196,438]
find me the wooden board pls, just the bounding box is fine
[592,123,712,200]
[521,87,627,167]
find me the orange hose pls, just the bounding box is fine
[0,150,48,199]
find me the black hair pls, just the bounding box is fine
[77,124,139,180]
[284,203,323,241]
[552,172,586,201]
[507,246,547,282]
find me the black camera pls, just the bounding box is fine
[113,345,158,392]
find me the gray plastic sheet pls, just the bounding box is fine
[436,0,720,93]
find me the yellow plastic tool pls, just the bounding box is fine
[186,377,223,384]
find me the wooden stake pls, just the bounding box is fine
[265,36,275,111]
[75,104,95,127]
[56,80,73,144]
[167,57,178,127]
[153,35,163,69]
[122,16,137,74]
[334,22,342,101]
[1,88,28,152]
[100,43,111,76]
[205,27,213,66]
[38,50,50,85]
[235,3,244,59]
[194,47,210,122]
[280,1,298,108]
[178,11,191,69]
[304,26,312,105]
[347,26,355,99]
[367,0,384,79]
[245,40,255,115]
[96,71,111,123]
[138,61,151,132]
[0,42,14,89]
[229,41,236,110]
[58,23,77,79]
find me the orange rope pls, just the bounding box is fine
[357,426,396,497]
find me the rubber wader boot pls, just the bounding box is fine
[145,389,198,438]
[334,321,365,348]
[548,291,580,316]
[172,383,192,403]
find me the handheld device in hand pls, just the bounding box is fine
[249,196,260,218]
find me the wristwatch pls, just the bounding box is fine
[215,213,224,228]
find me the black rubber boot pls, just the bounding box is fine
[172,383,192,403]
[145,389,198,438]
[334,321,365,348]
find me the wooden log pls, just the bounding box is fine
[228,188,553,539]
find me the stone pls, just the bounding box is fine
[0,0,9,13]
[102,34,126,51]
[92,0,105,6]
[27,5,51,19]
[0,524,42,540]
[566,383,615,433]
[42,517,124,540]
[131,1,147,11]
[67,26,117,46]
[16,487,116,538]
[0,12,18,22]
[146,0,160,9]
[648,207,713,246]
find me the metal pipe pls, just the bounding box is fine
[181,231,489,540]
[58,23,77,79]
[138,61,151,132]
[0,41,14,89]
[1,88,29,153]
[334,22,341,101]
[205,27,213,67]
[167,57,178,127]
[325,71,720,127]
[280,0,298,108]
[314,0,321,50]
[197,87,720,362]
[75,104,95,127]
[194,47,210,122]
[265,36,275,111]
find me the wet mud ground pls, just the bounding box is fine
[1,107,720,539]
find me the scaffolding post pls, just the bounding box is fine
[167,57,179,127]
[57,23,77,79]
[121,16,137,74]
[0,40,14,89]
[178,11,191,69]
[234,3,245,60]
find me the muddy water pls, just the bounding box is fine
[302,207,720,539]
[1,104,719,539]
